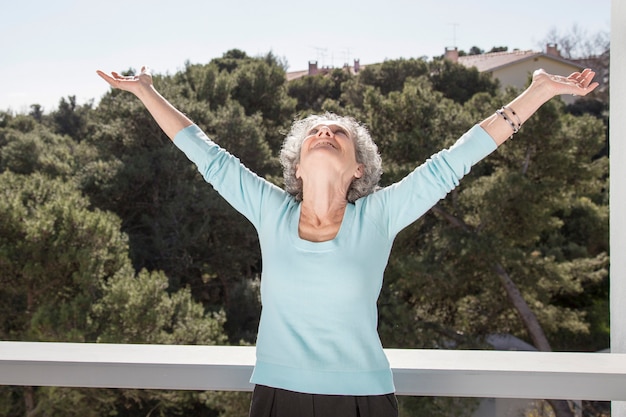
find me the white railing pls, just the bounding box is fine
[1,342,625,401]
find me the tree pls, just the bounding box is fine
[0,169,233,416]
[429,59,500,104]
[4,266,232,417]
[176,61,233,110]
[230,56,296,149]
[0,51,609,416]
[288,71,343,113]
[352,58,429,96]
[29,104,44,123]
[288,58,607,416]
[366,84,607,417]
[82,69,273,343]
[0,123,78,179]
[0,171,132,415]
[51,95,94,141]
[0,172,131,342]
[92,268,227,345]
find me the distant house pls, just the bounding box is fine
[286,60,363,82]
[445,43,584,103]
[287,44,586,103]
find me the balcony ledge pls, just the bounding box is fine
[1,342,625,401]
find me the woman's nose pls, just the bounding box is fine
[317,126,332,137]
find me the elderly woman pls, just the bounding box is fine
[97,66,597,417]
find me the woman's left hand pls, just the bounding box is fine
[532,68,599,98]
[480,68,600,146]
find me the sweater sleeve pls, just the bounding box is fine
[368,124,497,237]
[173,124,286,228]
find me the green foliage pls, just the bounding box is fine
[201,391,253,417]
[0,51,610,417]
[364,76,472,174]
[375,88,609,355]
[0,168,232,415]
[429,59,500,103]
[357,58,429,95]
[288,68,353,112]
[0,171,130,341]
[488,46,508,53]
[288,73,338,112]
[18,386,221,417]
[398,396,479,417]
[231,59,292,120]
[51,95,94,141]
[176,62,233,110]
[84,84,265,343]
[92,268,227,345]
[208,102,276,176]
[212,49,254,73]
[179,49,296,151]
[0,124,78,178]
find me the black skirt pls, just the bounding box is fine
[249,385,398,417]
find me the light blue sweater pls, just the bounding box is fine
[174,124,496,395]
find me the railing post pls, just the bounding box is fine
[611,1,625,416]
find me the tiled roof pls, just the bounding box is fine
[286,70,309,81]
[457,50,583,72]
[458,50,538,72]
[286,61,366,81]
[286,46,583,82]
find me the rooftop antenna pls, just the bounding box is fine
[342,47,352,65]
[310,46,328,66]
[448,23,459,48]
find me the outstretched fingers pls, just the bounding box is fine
[534,68,599,97]
[569,69,599,96]
[96,68,153,95]
[96,70,134,89]
[95,70,117,87]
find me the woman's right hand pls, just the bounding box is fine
[96,66,153,97]
[96,65,192,140]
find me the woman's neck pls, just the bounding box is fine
[298,191,348,242]
[300,178,349,217]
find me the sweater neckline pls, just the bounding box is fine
[290,202,355,251]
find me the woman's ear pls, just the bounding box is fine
[295,163,301,179]
[354,164,364,179]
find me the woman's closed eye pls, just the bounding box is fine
[334,127,348,137]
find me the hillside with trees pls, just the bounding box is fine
[0,47,609,417]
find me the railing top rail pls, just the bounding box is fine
[1,342,625,401]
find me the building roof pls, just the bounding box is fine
[286,70,309,82]
[286,60,364,81]
[456,48,584,73]
[287,45,584,83]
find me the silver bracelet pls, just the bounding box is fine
[496,108,520,135]
[503,106,522,127]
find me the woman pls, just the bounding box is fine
[97,66,597,417]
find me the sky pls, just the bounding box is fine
[0,0,611,114]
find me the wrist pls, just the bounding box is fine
[527,74,558,104]
[135,83,160,103]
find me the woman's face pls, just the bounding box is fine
[296,121,363,181]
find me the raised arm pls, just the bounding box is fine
[480,68,598,146]
[96,66,191,140]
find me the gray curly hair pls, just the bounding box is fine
[279,112,382,203]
